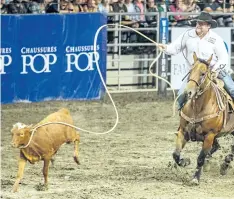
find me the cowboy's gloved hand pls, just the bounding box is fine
[158,43,167,52]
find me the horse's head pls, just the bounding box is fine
[185,52,213,100]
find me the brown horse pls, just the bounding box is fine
[173,52,234,184]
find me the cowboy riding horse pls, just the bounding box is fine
[173,52,234,184]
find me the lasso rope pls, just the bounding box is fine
[19,24,178,149]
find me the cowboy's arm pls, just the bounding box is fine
[158,31,187,55]
[212,38,229,73]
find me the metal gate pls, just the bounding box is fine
[106,12,161,93]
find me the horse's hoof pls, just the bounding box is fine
[220,163,228,175]
[191,178,199,185]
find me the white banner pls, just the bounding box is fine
[171,28,231,89]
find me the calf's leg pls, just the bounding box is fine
[13,155,27,192]
[43,159,50,189]
[73,133,80,165]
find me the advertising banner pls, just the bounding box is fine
[159,17,169,79]
[158,17,169,95]
[1,13,107,103]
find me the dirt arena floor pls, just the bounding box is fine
[1,93,234,199]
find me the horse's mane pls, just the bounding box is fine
[197,58,209,67]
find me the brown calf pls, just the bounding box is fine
[11,108,80,192]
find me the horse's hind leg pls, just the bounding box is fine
[173,127,190,167]
[220,133,234,175]
[208,138,220,157]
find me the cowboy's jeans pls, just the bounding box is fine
[218,70,234,99]
[177,78,188,110]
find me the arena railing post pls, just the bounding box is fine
[158,12,169,97]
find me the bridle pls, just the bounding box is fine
[187,59,211,97]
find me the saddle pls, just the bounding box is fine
[214,78,234,134]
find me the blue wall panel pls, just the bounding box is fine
[1,13,107,103]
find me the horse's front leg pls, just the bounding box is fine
[192,132,215,184]
[173,127,190,167]
[203,138,220,172]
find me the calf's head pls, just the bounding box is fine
[11,123,33,148]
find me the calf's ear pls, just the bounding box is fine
[24,128,32,135]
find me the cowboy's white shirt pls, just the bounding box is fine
[165,29,229,72]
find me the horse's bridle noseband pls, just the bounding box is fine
[187,59,211,95]
[188,71,209,89]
